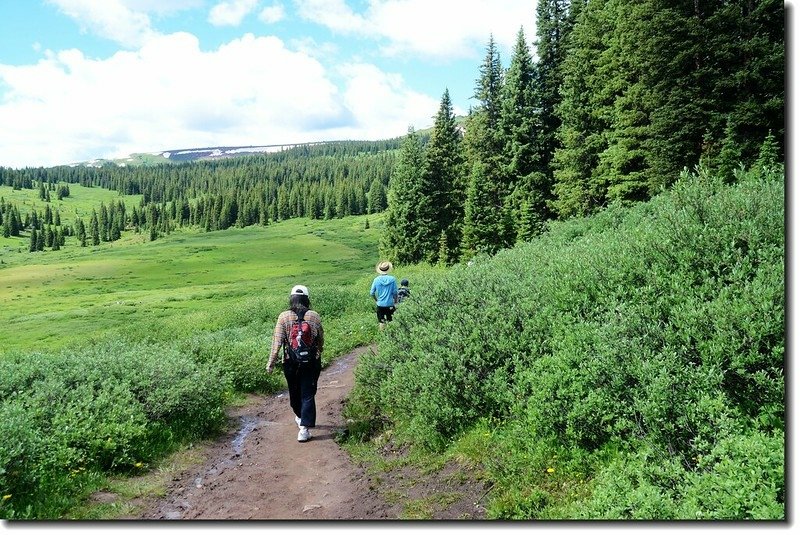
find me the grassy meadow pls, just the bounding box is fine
[1,213,388,353]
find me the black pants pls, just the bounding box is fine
[282,358,322,427]
[376,305,396,323]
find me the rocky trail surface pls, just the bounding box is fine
[137,346,488,521]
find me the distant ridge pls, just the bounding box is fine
[69,115,467,169]
[73,141,329,168]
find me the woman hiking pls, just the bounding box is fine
[266,284,325,442]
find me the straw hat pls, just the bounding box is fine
[375,261,393,274]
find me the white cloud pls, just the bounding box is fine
[295,0,535,60]
[259,3,286,24]
[208,0,260,27]
[0,32,439,168]
[338,63,441,137]
[122,0,203,14]
[289,37,339,60]
[294,0,371,34]
[46,0,160,48]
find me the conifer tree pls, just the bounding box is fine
[500,26,550,242]
[461,161,507,258]
[29,228,37,252]
[10,207,21,236]
[713,118,743,183]
[367,177,387,214]
[381,128,426,264]
[110,219,121,241]
[462,36,513,253]
[277,185,290,221]
[76,219,87,247]
[532,0,572,180]
[99,203,109,242]
[754,130,780,172]
[701,0,784,164]
[89,210,100,246]
[551,0,613,218]
[131,206,140,229]
[465,35,505,164]
[418,89,465,264]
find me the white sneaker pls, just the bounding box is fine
[295,415,302,428]
[297,426,310,442]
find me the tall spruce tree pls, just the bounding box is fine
[461,161,508,258]
[29,228,37,252]
[593,0,655,204]
[366,177,387,214]
[532,0,572,188]
[462,37,511,253]
[89,210,100,246]
[701,0,784,164]
[381,128,426,264]
[552,0,783,217]
[465,35,505,163]
[418,89,464,265]
[551,0,615,217]
[500,27,547,242]
[76,218,87,247]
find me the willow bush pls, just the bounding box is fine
[349,163,784,519]
[0,340,230,518]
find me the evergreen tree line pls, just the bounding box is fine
[1,140,397,249]
[382,0,784,265]
[0,140,398,204]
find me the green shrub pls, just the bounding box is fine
[348,165,784,519]
[0,340,230,518]
[677,430,784,520]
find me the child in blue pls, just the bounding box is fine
[370,260,398,329]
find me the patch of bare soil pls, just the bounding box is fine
[135,346,489,521]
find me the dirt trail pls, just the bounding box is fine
[140,346,393,520]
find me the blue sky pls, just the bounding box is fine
[0,0,537,168]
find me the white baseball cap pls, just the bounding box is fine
[291,284,309,296]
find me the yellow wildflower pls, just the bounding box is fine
[547,467,555,473]
[134,462,143,468]
[2,495,11,501]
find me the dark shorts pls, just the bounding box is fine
[376,305,396,323]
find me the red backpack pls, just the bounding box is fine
[285,309,316,364]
